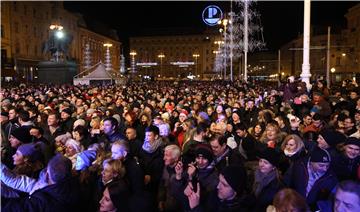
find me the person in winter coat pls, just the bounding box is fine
[332,137,360,181]
[2,154,80,212]
[171,143,219,211]
[138,125,165,208]
[279,134,306,174]
[111,141,145,195]
[251,148,284,212]
[158,144,183,212]
[285,147,338,211]
[186,165,250,212]
[209,134,244,172]
[102,117,126,151]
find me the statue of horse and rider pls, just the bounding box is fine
[42,30,73,62]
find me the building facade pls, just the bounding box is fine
[0,1,121,82]
[129,30,222,79]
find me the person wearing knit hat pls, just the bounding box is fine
[65,138,81,169]
[252,147,284,211]
[317,129,346,149]
[179,109,189,120]
[332,137,360,181]
[286,146,337,208]
[194,143,214,166]
[218,165,247,199]
[73,119,86,129]
[257,147,280,168]
[11,143,44,177]
[10,127,32,148]
[13,143,42,165]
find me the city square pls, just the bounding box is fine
[1,1,360,212]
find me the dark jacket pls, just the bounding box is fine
[138,145,165,193]
[252,177,284,212]
[158,165,183,212]
[2,177,80,212]
[191,191,252,212]
[171,166,219,211]
[332,153,360,181]
[123,155,145,195]
[285,157,338,210]
[214,148,244,173]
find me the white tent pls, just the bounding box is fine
[73,62,113,85]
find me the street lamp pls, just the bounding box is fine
[192,54,200,77]
[130,51,137,76]
[158,53,165,78]
[218,19,228,80]
[49,24,64,62]
[331,67,336,73]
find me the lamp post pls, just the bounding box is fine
[218,18,228,80]
[130,51,137,76]
[103,43,113,71]
[49,24,64,62]
[193,53,200,78]
[158,53,165,78]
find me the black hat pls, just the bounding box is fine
[61,108,72,115]
[221,165,247,194]
[10,127,32,143]
[257,148,280,167]
[310,147,331,163]
[195,143,213,163]
[319,129,346,147]
[345,137,360,148]
[1,111,9,117]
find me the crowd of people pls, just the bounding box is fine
[0,77,360,212]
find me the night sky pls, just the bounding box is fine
[64,1,358,52]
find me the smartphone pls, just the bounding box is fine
[191,177,198,193]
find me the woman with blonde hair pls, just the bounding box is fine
[279,134,306,174]
[260,123,287,149]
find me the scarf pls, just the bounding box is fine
[142,137,163,154]
[284,149,297,157]
[253,169,277,197]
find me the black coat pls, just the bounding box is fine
[123,155,145,195]
[214,148,244,173]
[138,145,165,193]
[332,153,360,181]
[252,178,284,212]
[2,177,80,212]
[285,157,338,210]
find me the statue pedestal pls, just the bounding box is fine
[37,61,77,84]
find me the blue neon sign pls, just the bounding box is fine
[202,5,223,26]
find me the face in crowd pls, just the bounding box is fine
[217,174,236,201]
[103,120,115,135]
[99,188,115,212]
[258,158,275,174]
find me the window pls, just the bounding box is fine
[13,2,17,11]
[15,43,20,54]
[14,22,19,33]
[33,8,36,18]
[24,5,27,15]
[33,27,36,37]
[336,57,340,66]
[1,25,4,38]
[34,46,38,55]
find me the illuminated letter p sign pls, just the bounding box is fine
[202,5,223,26]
